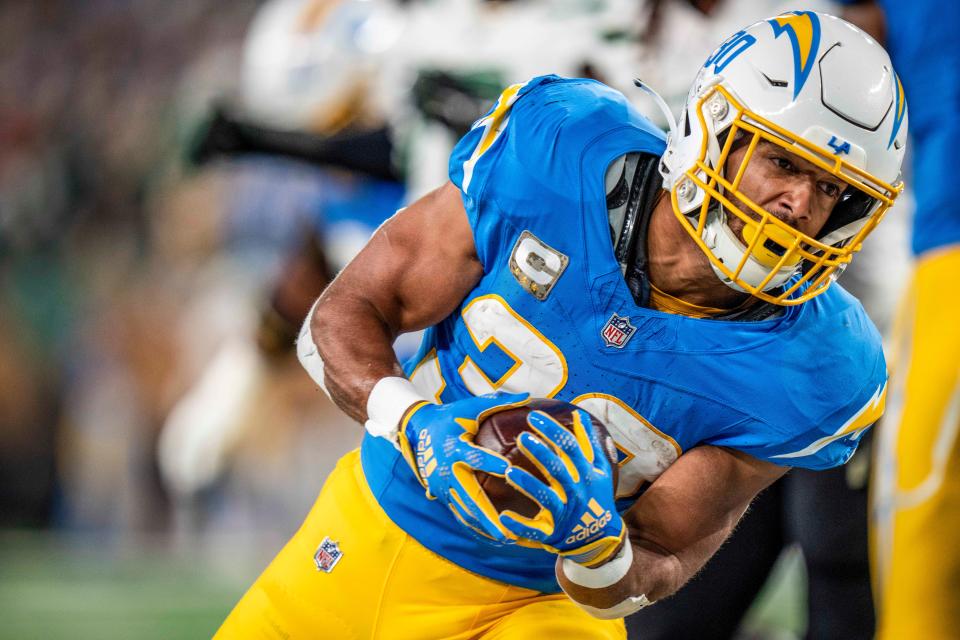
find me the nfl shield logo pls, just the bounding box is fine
[601,313,636,348]
[314,537,343,573]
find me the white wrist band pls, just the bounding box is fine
[296,299,329,396]
[561,536,634,589]
[365,376,429,443]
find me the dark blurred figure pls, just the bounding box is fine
[0,310,60,527]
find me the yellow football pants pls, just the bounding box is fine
[215,449,626,640]
[871,247,960,639]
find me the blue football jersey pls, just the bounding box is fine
[880,0,960,256]
[361,76,887,594]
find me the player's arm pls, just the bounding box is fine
[191,106,401,182]
[300,180,481,425]
[558,445,787,618]
[299,181,527,538]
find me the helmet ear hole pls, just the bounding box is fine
[717,129,747,149]
[719,130,750,159]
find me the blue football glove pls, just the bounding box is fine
[498,409,625,567]
[398,392,529,542]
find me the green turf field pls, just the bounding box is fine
[0,530,252,639]
[0,529,805,639]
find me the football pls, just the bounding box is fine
[474,398,619,519]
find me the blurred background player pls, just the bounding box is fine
[155,0,606,520]
[840,1,960,637]
[157,0,407,514]
[156,0,626,566]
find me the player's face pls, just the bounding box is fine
[723,140,845,239]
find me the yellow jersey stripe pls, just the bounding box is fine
[461,82,526,193]
[773,382,886,460]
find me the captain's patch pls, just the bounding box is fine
[509,231,569,300]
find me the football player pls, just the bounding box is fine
[839,1,960,637]
[216,12,906,639]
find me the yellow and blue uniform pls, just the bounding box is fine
[866,2,960,637]
[217,76,887,639]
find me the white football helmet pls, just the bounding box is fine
[241,0,404,134]
[659,11,907,305]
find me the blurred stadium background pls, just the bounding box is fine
[0,1,912,638]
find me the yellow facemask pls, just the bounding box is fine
[671,85,902,306]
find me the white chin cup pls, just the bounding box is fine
[700,210,798,293]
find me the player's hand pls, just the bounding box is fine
[398,392,529,543]
[498,410,625,567]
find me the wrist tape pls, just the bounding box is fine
[365,376,429,443]
[561,535,634,589]
[296,299,329,396]
[561,538,653,619]
[576,593,652,620]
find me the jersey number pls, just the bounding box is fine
[410,295,680,497]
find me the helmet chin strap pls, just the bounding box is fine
[700,203,743,291]
[696,111,747,293]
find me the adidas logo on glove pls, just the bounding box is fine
[416,430,437,478]
[564,499,613,544]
